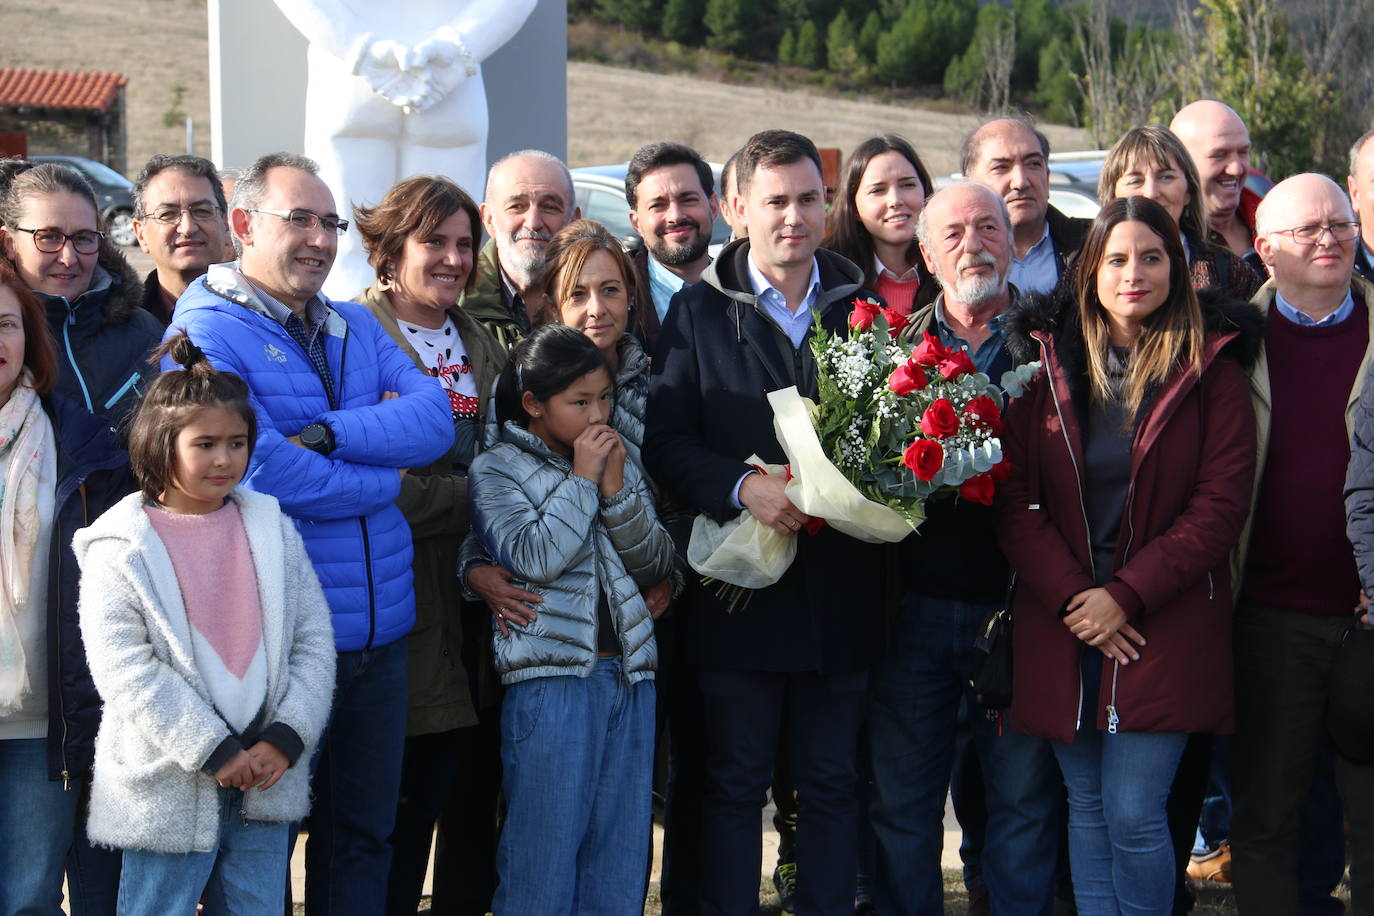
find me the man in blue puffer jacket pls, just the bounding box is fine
[167,152,452,915]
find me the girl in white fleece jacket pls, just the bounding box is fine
[74,334,334,915]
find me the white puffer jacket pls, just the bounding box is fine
[73,488,336,853]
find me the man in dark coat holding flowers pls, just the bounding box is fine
[645,128,882,916]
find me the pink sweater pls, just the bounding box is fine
[145,501,267,731]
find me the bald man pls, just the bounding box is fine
[1171,101,1261,265]
[1230,173,1374,914]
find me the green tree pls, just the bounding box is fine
[704,0,757,52]
[779,27,797,64]
[660,0,704,42]
[1034,36,1082,125]
[877,0,975,86]
[875,3,925,86]
[826,9,857,72]
[1012,0,1062,89]
[595,0,660,30]
[944,3,1015,111]
[795,20,824,68]
[1195,0,1333,177]
[857,10,883,58]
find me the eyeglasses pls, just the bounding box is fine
[143,204,223,225]
[246,208,348,235]
[12,227,104,254]
[1272,221,1361,245]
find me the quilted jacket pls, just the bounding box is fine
[469,421,674,686]
[169,263,453,650]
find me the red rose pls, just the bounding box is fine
[920,398,961,439]
[959,472,996,506]
[963,395,1003,435]
[888,360,928,395]
[882,307,910,339]
[937,348,977,381]
[849,298,881,331]
[902,438,945,481]
[989,458,1012,483]
[911,331,950,368]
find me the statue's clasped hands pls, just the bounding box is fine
[348,27,477,114]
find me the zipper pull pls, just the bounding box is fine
[62,770,71,791]
[1106,705,1119,735]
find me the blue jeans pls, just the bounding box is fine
[867,594,1063,916]
[0,737,80,915]
[304,638,409,916]
[1053,727,1187,916]
[494,658,655,916]
[117,786,287,915]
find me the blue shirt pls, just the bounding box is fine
[934,298,1009,374]
[647,255,690,324]
[1007,222,1059,295]
[730,254,823,508]
[746,255,822,350]
[1274,289,1356,327]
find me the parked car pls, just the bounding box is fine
[29,155,138,247]
[571,163,733,258]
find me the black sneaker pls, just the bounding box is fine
[773,861,798,913]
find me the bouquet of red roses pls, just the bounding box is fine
[813,297,1041,524]
[687,297,1040,597]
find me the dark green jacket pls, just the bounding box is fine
[457,240,543,352]
[359,284,506,735]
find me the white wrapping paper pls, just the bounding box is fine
[687,386,919,589]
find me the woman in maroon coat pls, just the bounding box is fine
[997,196,1260,915]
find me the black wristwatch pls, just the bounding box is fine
[299,422,335,455]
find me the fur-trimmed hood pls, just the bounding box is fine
[1003,284,1265,374]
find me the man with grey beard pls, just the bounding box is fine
[868,180,1064,916]
[458,149,580,350]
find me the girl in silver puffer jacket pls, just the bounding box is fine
[469,325,674,915]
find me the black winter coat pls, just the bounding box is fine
[42,394,133,782]
[37,256,161,430]
[645,239,886,674]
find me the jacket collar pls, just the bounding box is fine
[1004,282,1265,459]
[702,239,867,391]
[194,262,349,340]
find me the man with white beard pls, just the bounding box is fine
[867,180,1064,916]
[458,149,580,349]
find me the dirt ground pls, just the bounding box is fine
[0,1,1090,179]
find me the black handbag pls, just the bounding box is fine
[969,575,1016,712]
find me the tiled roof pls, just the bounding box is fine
[0,68,127,113]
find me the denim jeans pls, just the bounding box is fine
[1052,727,1187,916]
[305,638,409,916]
[493,658,655,916]
[867,593,1063,916]
[117,786,288,915]
[0,737,80,916]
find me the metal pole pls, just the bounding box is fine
[186,116,194,155]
